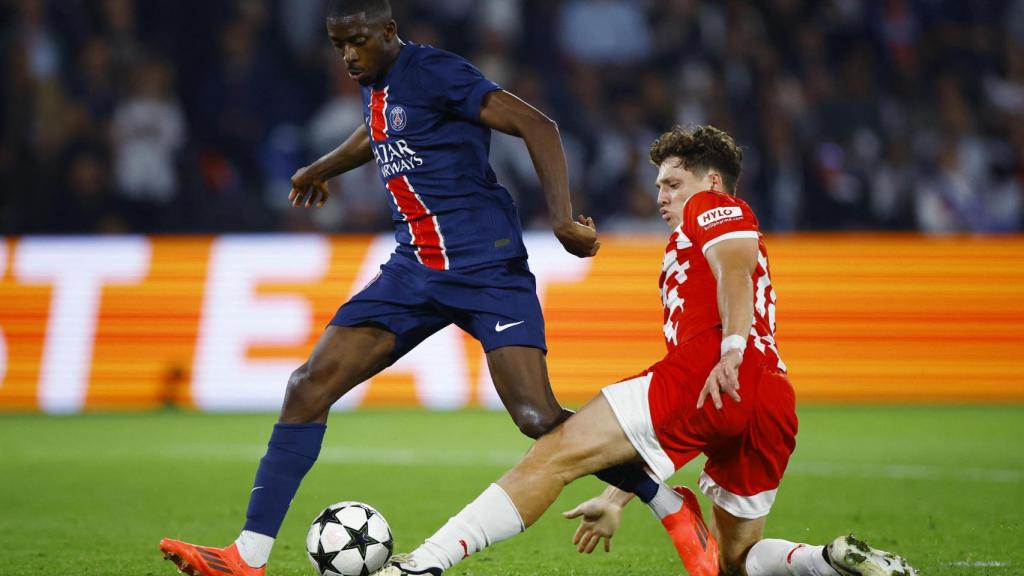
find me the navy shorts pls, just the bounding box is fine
[330,253,546,364]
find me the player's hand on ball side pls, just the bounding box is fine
[697,350,743,410]
[562,496,621,553]
[289,166,330,208]
[554,214,600,258]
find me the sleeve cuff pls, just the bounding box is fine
[701,230,759,254]
[467,82,502,121]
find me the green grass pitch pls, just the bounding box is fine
[0,406,1021,575]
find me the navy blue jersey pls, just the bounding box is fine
[361,42,528,270]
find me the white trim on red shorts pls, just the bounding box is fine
[600,374,676,481]
[698,470,776,519]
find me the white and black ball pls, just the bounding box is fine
[306,501,393,576]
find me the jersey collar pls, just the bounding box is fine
[372,40,413,89]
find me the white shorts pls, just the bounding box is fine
[601,374,676,481]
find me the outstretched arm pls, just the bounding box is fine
[289,124,373,208]
[698,237,758,409]
[479,90,599,258]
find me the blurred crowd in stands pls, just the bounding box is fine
[2,0,1023,235]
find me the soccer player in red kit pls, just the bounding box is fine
[374,126,917,576]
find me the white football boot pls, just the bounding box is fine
[826,534,918,576]
[372,554,442,576]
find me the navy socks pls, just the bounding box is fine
[594,463,660,503]
[243,423,327,537]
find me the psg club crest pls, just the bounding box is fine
[389,106,407,132]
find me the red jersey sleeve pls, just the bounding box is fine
[682,192,760,254]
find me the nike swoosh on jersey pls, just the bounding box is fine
[495,320,525,332]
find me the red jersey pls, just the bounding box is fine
[659,190,786,371]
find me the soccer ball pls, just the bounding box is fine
[306,501,394,576]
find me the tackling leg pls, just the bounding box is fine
[485,346,660,500]
[386,394,640,575]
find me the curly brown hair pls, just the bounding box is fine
[649,125,743,194]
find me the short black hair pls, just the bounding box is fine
[327,0,392,22]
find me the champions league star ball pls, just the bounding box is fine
[306,502,394,576]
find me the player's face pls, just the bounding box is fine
[326,13,398,86]
[655,158,718,228]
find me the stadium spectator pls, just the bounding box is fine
[558,0,653,65]
[1,0,1022,235]
[111,57,186,231]
[52,145,127,234]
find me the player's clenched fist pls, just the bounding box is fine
[554,214,601,258]
[289,166,330,208]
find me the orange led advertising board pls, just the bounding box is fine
[1,234,1022,412]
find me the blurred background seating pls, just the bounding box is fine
[1,0,1021,235]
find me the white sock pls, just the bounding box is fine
[235,530,275,568]
[646,483,684,520]
[408,483,524,570]
[746,539,839,576]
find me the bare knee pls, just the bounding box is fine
[521,423,607,488]
[514,430,580,486]
[281,363,333,422]
[511,406,571,439]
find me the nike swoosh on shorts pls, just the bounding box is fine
[495,320,525,332]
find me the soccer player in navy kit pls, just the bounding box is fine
[158,1,664,575]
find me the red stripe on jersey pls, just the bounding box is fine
[369,87,389,142]
[386,176,448,270]
[786,545,805,564]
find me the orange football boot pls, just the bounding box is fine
[660,486,720,576]
[159,539,266,576]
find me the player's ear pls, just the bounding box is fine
[709,171,722,192]
[383,19,397,41]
